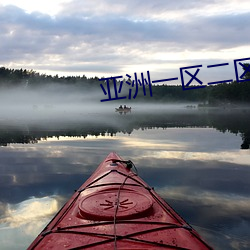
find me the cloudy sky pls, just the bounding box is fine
[0,0,250,84]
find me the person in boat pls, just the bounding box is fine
[119,105,123,109]
[124,105,127,109]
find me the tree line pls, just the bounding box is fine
[0,67,99,89]
[0,66,249,104]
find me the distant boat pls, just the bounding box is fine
[115,106,132,113]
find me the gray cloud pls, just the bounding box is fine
[59,0,218,18]
[0,1,249,77]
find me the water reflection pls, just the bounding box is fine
[0,109,250,249]
[0,196,62,250]
[1,196,59,228]
[0,107,250,149]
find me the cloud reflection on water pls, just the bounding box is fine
[0,127,250,249]
[0,196,59,228]
[0,196,62,250]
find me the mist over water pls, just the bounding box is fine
[0,84,199,125]
[0,85,110,122]
[0,84,249,151]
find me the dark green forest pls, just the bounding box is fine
[0,66,250,104]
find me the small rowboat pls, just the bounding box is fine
[115,107,131,113]
[28,152,213,249]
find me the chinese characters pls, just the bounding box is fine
[99,57,250,102]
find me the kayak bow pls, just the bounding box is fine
[28,152,213,249]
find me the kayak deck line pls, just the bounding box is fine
[28,152,213,249]
[54,220,192,230]
[41,224,193,250]
[78,170,146,192]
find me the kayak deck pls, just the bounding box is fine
[28,152,213,249]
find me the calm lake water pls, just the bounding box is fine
[0,104,250,249]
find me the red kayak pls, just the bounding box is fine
[28,152,213,249]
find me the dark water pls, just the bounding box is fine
[0,105,250,249]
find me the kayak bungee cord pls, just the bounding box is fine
[112,159,138,250]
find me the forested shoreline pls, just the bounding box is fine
[0,66,250,104]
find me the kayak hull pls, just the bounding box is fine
[28,152,213,249]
